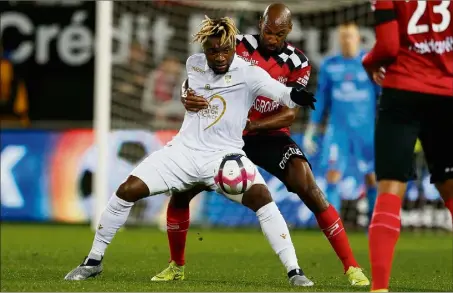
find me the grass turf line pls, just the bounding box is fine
[1,223,452,292]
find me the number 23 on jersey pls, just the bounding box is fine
[407,0,451,35]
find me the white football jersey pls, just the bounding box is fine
[171,53,297,152]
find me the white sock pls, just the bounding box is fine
[256,201,300,273]
[88,194,134,260]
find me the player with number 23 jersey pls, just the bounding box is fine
[363,1,453,292]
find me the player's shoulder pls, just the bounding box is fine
[232,55,266,79]
[186,53,208,74]
[232,54,259,73]
[324,53,343,62]
[232,54,251,67]
[320,54,339,67]
[320,54,346,72]
[186,53,206,66]
[235,34,259,50]
[285,43,308,60]
[278,42,309,71]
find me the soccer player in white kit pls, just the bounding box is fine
[64,16,316,286]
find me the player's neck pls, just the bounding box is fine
[257,42,286,58]
[341,50,360,59]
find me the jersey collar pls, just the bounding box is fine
[251,35,294,66]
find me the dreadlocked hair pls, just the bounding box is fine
[192,16,239,48]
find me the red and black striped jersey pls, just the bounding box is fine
[235,34,311,135]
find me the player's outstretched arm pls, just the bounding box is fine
[245,65,316,110]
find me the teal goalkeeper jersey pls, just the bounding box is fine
[310,51,380,138]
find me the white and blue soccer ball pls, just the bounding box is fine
[214,154,256,195]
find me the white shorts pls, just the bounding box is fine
[130,142,266,202]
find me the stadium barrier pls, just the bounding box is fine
[1,129,451,231]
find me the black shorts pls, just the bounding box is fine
[243,133,310,192]
[375,88,453,183]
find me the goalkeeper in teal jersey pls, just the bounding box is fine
[303,23,381,222]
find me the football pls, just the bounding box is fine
[214,154,256,195]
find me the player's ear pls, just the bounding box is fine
[286,21,293,35]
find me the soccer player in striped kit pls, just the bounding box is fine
[153,3,369,287]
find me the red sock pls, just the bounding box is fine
[167,203,190,266]
[444,198,453,226]
[369,193,402,291]
[315,205,359,272]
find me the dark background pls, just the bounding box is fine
[1,1,96,122]
[1,1,373,125]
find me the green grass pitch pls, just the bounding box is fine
[1,223,452,292]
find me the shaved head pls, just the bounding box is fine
[262,3,292,26]
[259,3,293,55]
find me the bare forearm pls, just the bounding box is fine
[250,109,298,132]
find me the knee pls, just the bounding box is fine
[242,184,273,212]
[377,180,407,198]
[326,170,342,184]
[116,176,150,202]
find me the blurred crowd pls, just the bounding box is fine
[0,40,186,129]
[0,0,204,129]
[113,41,186,129]
[0,44,29,127]
[0,0,367,130]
